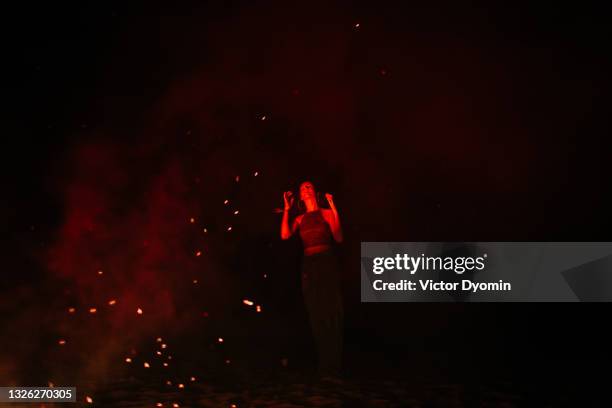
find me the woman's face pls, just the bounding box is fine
[299,181,316,201]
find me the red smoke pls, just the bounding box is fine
[30,1,555,385]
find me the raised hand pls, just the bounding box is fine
[283,191,295,210]
[325,193,335,209]
[324,192,342,242]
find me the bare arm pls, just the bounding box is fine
[280,191,299,240]
[281,210,300,240]
[324,193,343,243]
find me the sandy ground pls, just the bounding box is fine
[16,374,523,408]
[1,282,608,407]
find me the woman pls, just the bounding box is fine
[280,181,344,379]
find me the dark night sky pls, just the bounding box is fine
[2,0,612,385]
[5,1,611,235]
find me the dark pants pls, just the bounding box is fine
[301,250,344,377]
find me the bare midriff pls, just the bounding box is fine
[304,244,332,256]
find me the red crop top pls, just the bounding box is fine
[298,209,332,250]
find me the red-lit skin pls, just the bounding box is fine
[280,181,342,255]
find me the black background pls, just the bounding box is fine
[3,0,611,396]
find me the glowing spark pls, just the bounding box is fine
[254,171,259,176]
[108,299,116,306]
[86,396,93,404]
[260,115,267,121]
[156,403,164,407]
[231,405,237,408]
[227,226,232,231]
[144,362,150,368]
[173,403,180,408]
[256,305,262,313]
[161,343,167,349]
[242,299,254,306]
[193,279,198,284]
[225,359,231,364]
[97,270,103,275]
[178,383,184,389]
[48,382,54,388]
[218,337,224,343]
[167,355,172,360]
[354,22,360,29]
[233,210,239,215]
[203,228,208,233]
[195,250,202,257]
[68,307,75,313]
[137,308,143,315]
[157,337,163,342]
[189,217,195,223]
[263,274,267,278]
[58,339,66,345]
[163,362,168,367]
[156,351,162,356]
[235,175,240,182]
[224,199,229,205]
[125,358,132,363]
[166,380,172,386]
[89,308,97,314]
[190,376,196,382]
